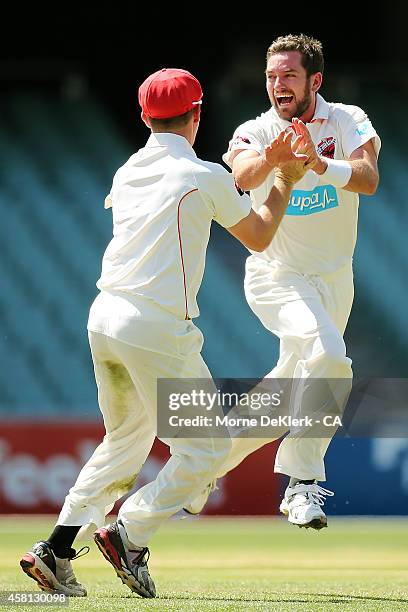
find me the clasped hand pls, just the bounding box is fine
[264,118,326,184]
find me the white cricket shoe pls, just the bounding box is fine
[183,480,218,515]
[279,482,334,530]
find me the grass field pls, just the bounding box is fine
[1,515,408,611]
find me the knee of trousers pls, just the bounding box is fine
[179,437,232,481]
[305,338,352,378]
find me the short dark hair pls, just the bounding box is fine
[267,33,324,77]
[148,108,195,130]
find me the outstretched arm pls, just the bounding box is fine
[227,165,303,252]
[227,131,308,252]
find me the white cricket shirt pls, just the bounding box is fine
[88,132,251,353]
[223,94,381,274]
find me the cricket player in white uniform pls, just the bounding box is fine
[186,34,380,529]
[20,68,308,598]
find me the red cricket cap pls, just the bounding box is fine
[138,68,203,119]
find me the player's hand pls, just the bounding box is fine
[291,118,327,175]
[263,128,308,168]
[275,159,308,185]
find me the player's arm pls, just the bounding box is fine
[342,140,379,195]
[292,118,379,196]
[230,128,303,191]
[230,150,273,191]
[227,160,306,252]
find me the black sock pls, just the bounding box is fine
[289,477,316,487]
[47,525,82,558]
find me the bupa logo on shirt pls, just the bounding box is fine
[286,185,339,216]
[356,120,370,136]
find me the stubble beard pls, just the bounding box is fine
[274,80,313,121]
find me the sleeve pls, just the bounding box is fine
[104,170,119,208]
[199,166,252,229]
[339,105,381,159]
[222,119,267,168]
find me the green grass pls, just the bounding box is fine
[1,516,408,611]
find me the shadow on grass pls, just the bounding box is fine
[154,592,408,605]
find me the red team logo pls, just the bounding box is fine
[234,180,245,195]
[231,135,251,147]
[317,137,336,159]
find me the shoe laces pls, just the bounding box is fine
[117,520,149,568]
[291,483,334,506]
[70,546,90,560]
[307,484,334,506]
[128,547,150,568]
[56,546,89,586]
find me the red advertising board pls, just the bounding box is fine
[0,422,282,515]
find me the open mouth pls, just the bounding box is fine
[275,94,294,107]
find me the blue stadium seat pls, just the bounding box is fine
[0,89,406,418]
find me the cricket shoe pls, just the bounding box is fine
[279,482,334,529]
[94,520,156,598]
[20,541,88,596]
[183,480,218,515]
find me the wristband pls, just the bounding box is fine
[319,159,352,188]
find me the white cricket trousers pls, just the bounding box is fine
[217,256,354,482]
[58,331,231,546]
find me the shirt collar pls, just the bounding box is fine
[310,93,329,123]
[145,132,197,157]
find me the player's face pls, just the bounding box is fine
[266,51,318,122]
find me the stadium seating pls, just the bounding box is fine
[0,89,406,419]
